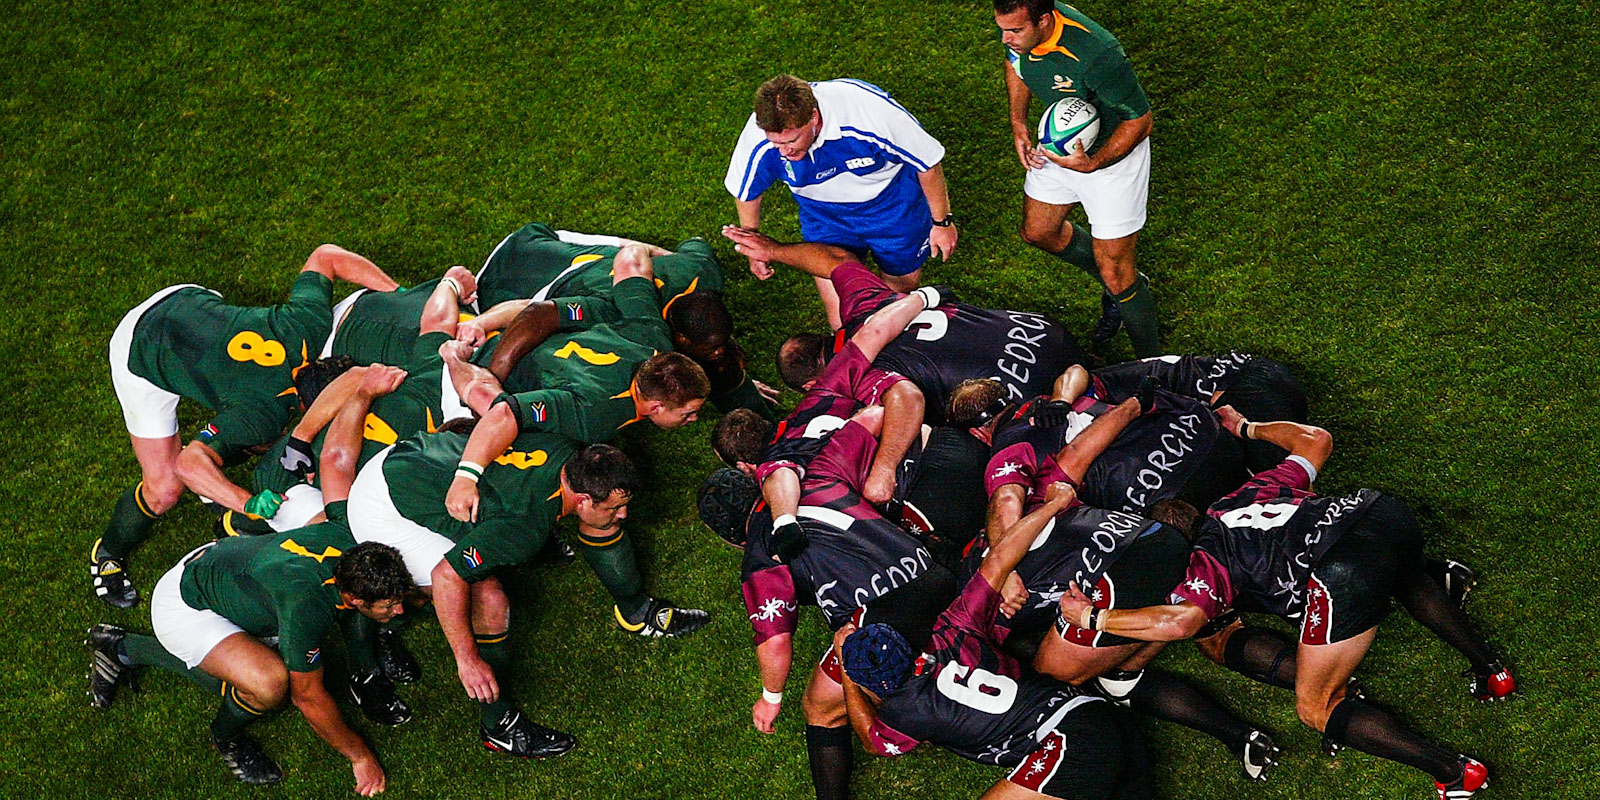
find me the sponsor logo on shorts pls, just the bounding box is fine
[462,547,483,570]
[566,302,584,321]
[306,648,321,664]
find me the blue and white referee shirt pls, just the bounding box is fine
[724,79,945,223]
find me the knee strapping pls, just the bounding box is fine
[1095,668,1145,707]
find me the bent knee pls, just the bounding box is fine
[1295,696,1333,732]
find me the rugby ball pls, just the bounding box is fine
[1037,98,1100,158]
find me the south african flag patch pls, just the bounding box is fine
[306,648,321,664]
[462,547,483,569]
[566,302,584,321]
[528,402,547,423]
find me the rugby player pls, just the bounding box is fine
[836,482,1154,800]
[474,221,777,418]
[96,244,399,608]
[1056,410,1512,800]
[87,365,413,791]
[723,225,1089,422]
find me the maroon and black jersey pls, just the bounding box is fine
[867,574,1101,765]
[833,263,1087,423]
[757,339,906,483]
[1195,456,1381,619]
[892,427,992,565]
[1090,352,1253,406]
[986,391,1238,513]
[741,421,936,643]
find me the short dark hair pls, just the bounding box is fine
[754,75,817,132]
[634,352,711,407]
[948,379,1008,428]
[712,408,774,467]
[666,292,734,347]
[995,0,1054,20]
[294,355,357,408]
[564,444,640,501]
[334,542,417,603]
[777,334,830,390]
[1148,499,1200,540]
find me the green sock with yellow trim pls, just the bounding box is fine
[474,632,514,726]
[579,531,648,623]
[1113,273,1162,358]
[210,683,268,741]
[123,632,222,693]
[217,509,274,537]
[99,484,160,559]
[1053,223,1101,281]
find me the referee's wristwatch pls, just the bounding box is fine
[932,213,956,227]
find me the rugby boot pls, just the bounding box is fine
[90,539,139,609]
[615,599,711,639]
[1239,729,1281,782]
[85,623,138,708]
[1467,659,1516,702]
[480,709,576,759]
[375,627,421,684]
[1427,558,1477,608]
[1087,292,1123,345]
[533,536,577,568]
[211,732,283,785]
[347,669,412,726]
[1434,755,1489,800]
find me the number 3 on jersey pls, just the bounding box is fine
[227,331,287,367]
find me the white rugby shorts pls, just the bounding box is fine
[348,446,452,587]
[1024,138,1151,240]
[151,543,243,669]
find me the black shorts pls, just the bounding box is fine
[1214,357,1309,472]
[1006,699,1152,800]
[1053,524,1190,648]
[894,427,991,570]
[1300,495,1424,645]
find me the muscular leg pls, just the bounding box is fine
[196,633,289,741]
[1198,616,1299,690]
[1298,629,1464,783]
[1020,197,1098,281]
[882,269,922,293]
[470,577,516,725]
[1095,233,1159,358]
[100,435,186,558]
[801,663,852,800]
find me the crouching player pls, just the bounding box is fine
[836,482,1153,800]
[1057,409,1513,800]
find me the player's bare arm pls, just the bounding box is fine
[430,561,499,703]
[1054,395,1145,482]
[1052,364,1090,401]
[1058,582,1208,642]
[986,483,1028,543]
[419,266,479,340]
[317,366,406,503]
[301,243,400,292]
[1004,63,1046,170]
[865,381,925,505]
[721,226,854,279]
[733,196,773,279]
[288,669,386,796]
[174,439,265,516]
[982,482,1075,588]
[1041,110,1152,173]
[752,632,794,734]
[1216,405,1333,473]
[760,468,802,530]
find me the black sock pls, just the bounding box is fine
[1053,223,1100,280]
[580,530,649,622]
[99,483,160,559]
[123,632,222,693]
[342,613,380,675]
[210,682,268,741]
[1222,625,1299,690]
[1323,696,1462,782]
[805,724,855,800]
[1395,572,1496,671]
[1100,669,1253,752]
[475,632,514,726]
[1112,274,1161,357]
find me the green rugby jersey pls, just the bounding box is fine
[476,222,723,310]
[1005,2,1150,159]
[330,280,442,366]
[178,512,358,673]
[127,272,333,460]
[499,277,670,443]
[381,429,576,582]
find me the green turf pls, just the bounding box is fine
[5,0,1598,797]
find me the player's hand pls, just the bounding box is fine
[1040,139,1096,172]
[456,653,499,702]
[832,620,859,654]
[445,476,481,523]
[1043,481,1076,509]
[438,338,475,365]
[1027,399,1076,428]
[244,490,284,519]
[280,437,315,480]
[752,378,782,405]
[455,319,488,347]
[1000,571,1028,618]
[352,757,386,796]
[443,265,478,306]
[358,365,407,398]
[1058,581,1093,627]
[863,465,896,506]
[929,222,958,262]
[1014,133,1047,170]
[613,243,656,282]
[1214,405,1248,438]
[721,226,780,273]
[752,696,782,734]
[769,519,809,564]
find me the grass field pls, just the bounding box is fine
[6,0,1599,797]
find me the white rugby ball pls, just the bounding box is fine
[1037,97,1100,157]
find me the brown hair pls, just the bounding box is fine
[754,75,817,132]
[634,352,711,407]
